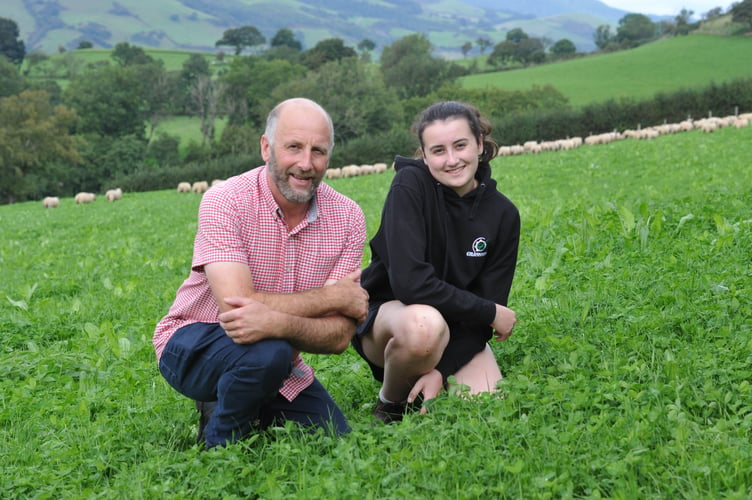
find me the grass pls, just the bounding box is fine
[1,121,751,498]
[460,34,752,107]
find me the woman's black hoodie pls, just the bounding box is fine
[360,155,520,379]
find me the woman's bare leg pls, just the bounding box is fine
[360,301,449,402]
[451,344,502,395]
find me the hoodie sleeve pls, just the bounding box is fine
[374,168,497,325]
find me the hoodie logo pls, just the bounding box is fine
[466,237,488,257]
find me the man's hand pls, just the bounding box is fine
[327,270,369,323]
[219,296,280,344]
[407,369,443,415]
[492,304,516,341]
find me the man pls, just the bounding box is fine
[153,98,368,449]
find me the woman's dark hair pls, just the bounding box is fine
[411,101,499,163]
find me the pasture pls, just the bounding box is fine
[461,34,752,108]
[0,124,750,498]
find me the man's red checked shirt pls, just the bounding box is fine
[153,165,366,401]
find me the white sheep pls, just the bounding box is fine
[325,168,342,179]
[373,163,388,174]
[105,188,122,202]
[191,181,209,194]
[177,182,191,193]
[211,179,225,187]
[42,196,60,208]
[341,165,361,178]
[75,192,96,204]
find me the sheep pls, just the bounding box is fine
[497,146,513,157]
[191,181,209,194]
[42,196,60,208]
[177,182,191,193]
[373,163,388,174]
[105,188,122,202]
[75,192,96,204]
[359,164,376,176]
[341,165,361,178]
[211,179,225,187]
[325,168,342,179]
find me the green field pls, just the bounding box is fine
[461,34,752,107]
[1,123,750,497]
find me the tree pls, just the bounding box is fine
[271,57,402,144]
[0,17,25,65]
[189,75,223,148]
[476,37,492,55]
[300,38,357,70]
[487,40,517,68]
[380,33,458,99]
[270,28,302,51]
[0,90,79,203]
[0,54,25,97]
[594,24,614,50]
[506,28,529,43]
[220,56,307,127]
[179,53,211,112]
[215,26,266,55]
[616,14,657,47]
[674,9,694,35]
[703,7,724,21]
[516,37,545,65]
[357,39,376,53]
[65,63,159,138]
[461,41,472,57]
[111,42,154,66]
[550,38,577,58]
[731,0,752,27]
[77,41,93,49]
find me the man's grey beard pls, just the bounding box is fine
[267,149,320,203]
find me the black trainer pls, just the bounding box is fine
[195,400,216,444]
[372,399,407,424]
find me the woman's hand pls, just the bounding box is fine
[408,369,444,414]
[492,304,516,341]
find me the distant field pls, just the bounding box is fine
[461,34,752,108]
[39,47,229,73]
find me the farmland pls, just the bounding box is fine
[1,122,750,497]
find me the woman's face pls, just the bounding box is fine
[421,117,483,197]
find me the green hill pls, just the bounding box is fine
[461,34,752,108]
[8,0,627,56]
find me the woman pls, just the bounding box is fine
[352,101,520,423]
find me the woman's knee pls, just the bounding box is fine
[393,304,448,358]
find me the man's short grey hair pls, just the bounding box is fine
[264,98,335,150]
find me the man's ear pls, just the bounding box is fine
[260,135,270,162]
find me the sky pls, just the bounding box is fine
[600,0,733,17]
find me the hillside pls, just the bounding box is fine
[6,0,630,56]
[460,34,752,108]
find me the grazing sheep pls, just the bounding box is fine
[341,165,361,178]
[42,196,60,208]
[191,181,209,194]
[177,182,191,193]
[75,192,96,204]
[105,188,122,202]
[359,164,375,176]
[325,168,342,179]
[373,163,388,174]
[211,179,225,187]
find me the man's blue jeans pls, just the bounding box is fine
[158,322,350,448]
